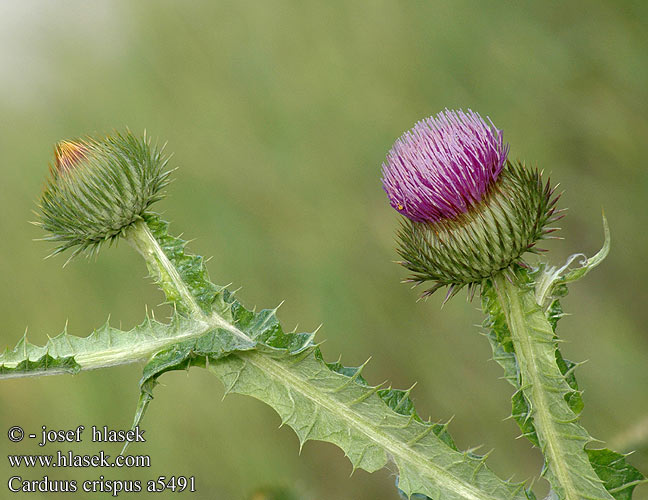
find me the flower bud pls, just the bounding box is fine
[37,131,171,258]
[381,109,560,298]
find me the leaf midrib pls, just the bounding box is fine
[495,273,611,500]
[241,350,507,500]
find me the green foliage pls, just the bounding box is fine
[1,213,535,500]
[586,449,646,500]
[0,314,206,377]
[4,126,643,498]
[210,348,532,500]
[134,215,533,500]
[480,222,644,500]
[0,353,80,378]
[487,269,613,500]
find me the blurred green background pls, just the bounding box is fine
[1,1,647,499]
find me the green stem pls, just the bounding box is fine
[0,221,244,379]
[129,218,528,500]
[126,220,252,344]
[493,271,612,500]
[127,220,207,319]
[2,216,535,499]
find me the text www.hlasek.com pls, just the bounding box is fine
[8,450,150,468]
[8,451,154,496]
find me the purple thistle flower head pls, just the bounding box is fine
[382,109,560,298]
[381,109,509,223]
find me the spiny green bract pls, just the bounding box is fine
[397,161,560,299]
[37,131,172,259]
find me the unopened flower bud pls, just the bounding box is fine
[381,109,561,298]
[54,141,90,174]
[37,131,171,258]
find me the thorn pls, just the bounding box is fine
[405,381,418,393]
[441,285,457,306]
[465,444,484,454]
[393,383,417,412]
[355,357,372,377]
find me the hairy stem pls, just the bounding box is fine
[127,220,253,343]
[127,221,208,319]
[492,271,612,500]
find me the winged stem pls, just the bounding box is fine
[492,271,612,500]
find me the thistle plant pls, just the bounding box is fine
[1,117,645,500]
[382,110,557,301]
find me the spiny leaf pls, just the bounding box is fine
[0,353,80,378]
[482,280,582,448]
[210,348,531,500]
[586,449,647,500]
[131,306,313,432]
[0,314,209,379]
[323,352,459,451]
[132,214,533,500]
[488,269,613,500]
[482,243,643,500]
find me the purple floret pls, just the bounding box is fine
[381,109,509,223]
